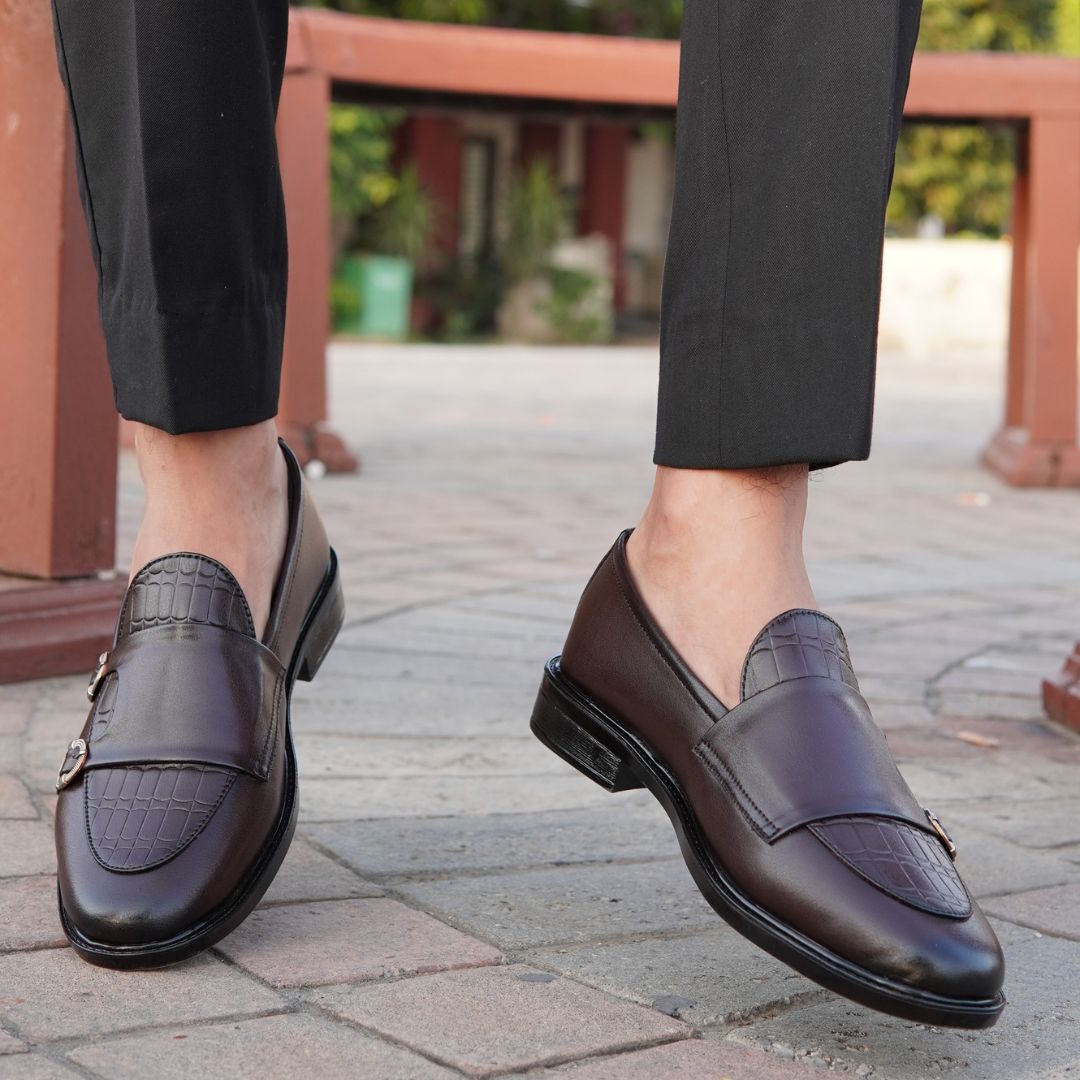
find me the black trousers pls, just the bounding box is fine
[51,0,921,469]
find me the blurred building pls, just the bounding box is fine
[394,112,674,322]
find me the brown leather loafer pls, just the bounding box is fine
[54,440,343,969]
[531,531,1005,1028]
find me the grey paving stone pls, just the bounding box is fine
[941,829,1080,898]
[934,691,1045,721]
[394,859,718,949]
[68,1012,457,1080]
[0,1029,27,1054]
[988,916,1044,949]
[299,773,615,823]
[0,877,64,952]
[934,715,1080,760]
[730,935,1080,1079]
[0,738,20,775]
[215,898,503,988]
[308,651,542,693]
[984,883,1080,941]
[943,799,1080,851]
[260,838,382,906]
[936,666,1043,697]
[870,702,940,730]
[525,929,821,1026]
[0,777,37,820]
[848,647,954,680]
[336,623,560,663]
[293,734,561,778]
[0,699,32,736]
[0,951,283,1041]
[306,799,671,879]
[291,679,537,738]
[857,676,929,706]
[392,603,571,638]
[897,760,1061,804]
[0,1058,80,1078]
[530,1037,818,1079]
[0,823,55,879]
[311,964,688,1077]
[18,711,81,793]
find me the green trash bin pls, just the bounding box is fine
[337,254,414,340]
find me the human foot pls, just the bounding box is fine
[532,533,1005,1027]
[129,421,289,638]
[625,464,816,706]
[56,441,344,968]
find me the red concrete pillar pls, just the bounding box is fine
[1003,132,1030,431]
[579,123,629,311]
[276,71,358,473]
[982,114,1080,486]
[0,1,124,681]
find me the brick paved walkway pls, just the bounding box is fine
[3,344,1080,1078]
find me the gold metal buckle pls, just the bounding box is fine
[925,808,957,861]
[56,739,89,791]
[86,652,110,701]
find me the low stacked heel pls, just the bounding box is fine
[295,549,345,684]
[530,657,643,793]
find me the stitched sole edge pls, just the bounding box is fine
[530,657,1006,1030]
[58,551,344,970]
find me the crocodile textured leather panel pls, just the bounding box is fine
[809,815,972,918]
[741,609,859,700]
[86,764,234,871]
[121,554,254,636]
[87,554,250,871]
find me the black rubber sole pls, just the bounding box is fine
[59,550,346,970]
[530,657,1006,1030]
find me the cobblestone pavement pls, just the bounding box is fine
[4,343,1080,1079]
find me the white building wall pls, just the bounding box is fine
[623,131,673,316]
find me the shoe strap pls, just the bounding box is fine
[694,676,932,845]
[66,624,285,783]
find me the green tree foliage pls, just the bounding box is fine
[888,0,1073,236]
[1056,0,1080,52]
[919,0,1058,49]
[503,162,569,284]
[329,104,401,222]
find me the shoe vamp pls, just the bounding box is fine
[57,766,279,945]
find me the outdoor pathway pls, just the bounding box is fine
[3,344,1080,1079]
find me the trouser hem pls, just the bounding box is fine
[104,301,285,435]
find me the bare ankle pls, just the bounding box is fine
[129,421,289,636]
[632,464,810,565]
[625,464,816,705]
[134,422,282,498]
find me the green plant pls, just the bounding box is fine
[887,0,1069,237]
[503,163,568,285]
[330,274,363,331]
[1056,0,1080,52]
[329,104,401,222]
[540,265,608,344]
[419,256,506,341]
[364,164,436,265]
